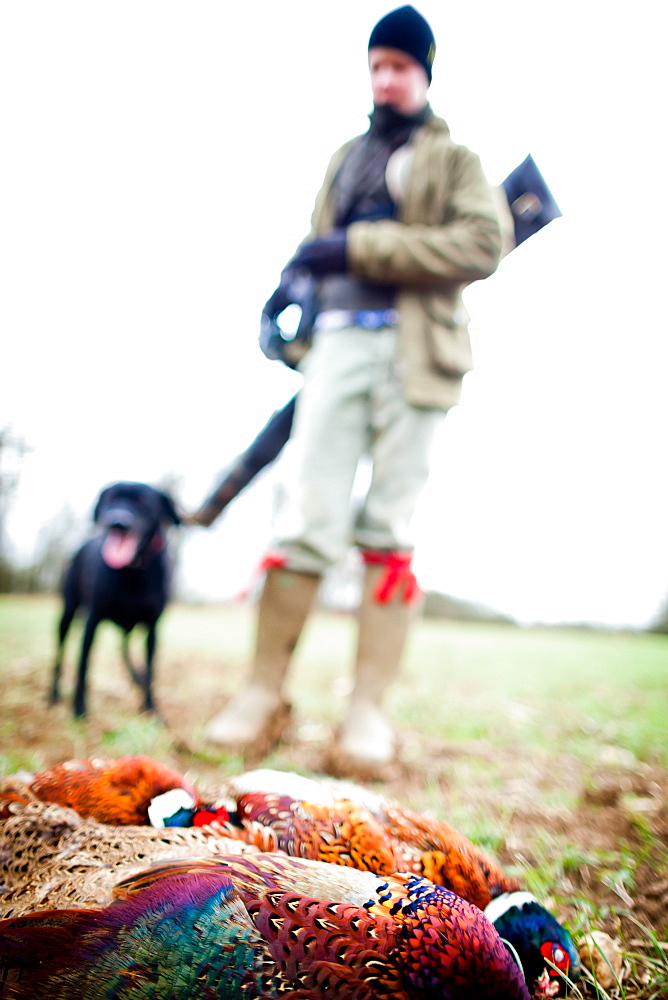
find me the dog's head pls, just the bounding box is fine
[93,482,181,569]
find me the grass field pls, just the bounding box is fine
[1,593,666,996]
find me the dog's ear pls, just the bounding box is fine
[93,486,114,524]
[158,491,182,525]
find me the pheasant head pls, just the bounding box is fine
[484,892,580,997]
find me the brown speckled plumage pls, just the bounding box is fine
[0,796,254,918]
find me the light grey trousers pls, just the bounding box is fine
[275,326,445,575]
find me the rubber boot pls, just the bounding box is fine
[334,562,418,774]
[205,566,320,756]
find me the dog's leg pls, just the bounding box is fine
[143,624,157,713]
[51,615,71,704]
[50,606,76,705]
[73,616,99,718]
[121,631,145,688]
[51,551,84,705]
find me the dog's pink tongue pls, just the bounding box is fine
[102,531,139,568]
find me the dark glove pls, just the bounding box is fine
[290,230,347,276]
[262,266,296,318]
[259,270,318,368]
[259,312,287,363]
[259,267,295,362]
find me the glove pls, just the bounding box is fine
[259,312,288,362]
[290,230,347,276]
[262,266,296,318]
[259,266,295,362]
[259,270,318,368]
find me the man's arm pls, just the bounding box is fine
[345,149,502,287]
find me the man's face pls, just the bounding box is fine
[368,46,429,114]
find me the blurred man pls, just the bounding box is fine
[205,5,503,772]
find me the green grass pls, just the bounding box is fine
[1,595,665,759]
[402,618,667,757]
[1,593,665,800]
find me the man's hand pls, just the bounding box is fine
[259,269,317,368]
[262,266,296,318]
[259,267,298,362]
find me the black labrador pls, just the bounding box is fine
[50,481,181,718]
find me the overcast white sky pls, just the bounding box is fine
[2,1,666,627]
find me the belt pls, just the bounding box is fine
[314,308,398,332]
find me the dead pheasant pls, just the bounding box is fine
[0,852,533,999]
[211,768,579,996]
[0,758,578,995]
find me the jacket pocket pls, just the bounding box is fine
[423,294,474,377]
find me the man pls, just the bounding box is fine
[204,6,503,771]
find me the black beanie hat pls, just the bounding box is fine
[368,6,436,82]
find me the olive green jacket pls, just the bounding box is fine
[306,111,502,410]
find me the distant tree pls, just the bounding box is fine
[421,590,515,625]
[12,504,83,594]
[647,598,668,635]
[0,428,32,591]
